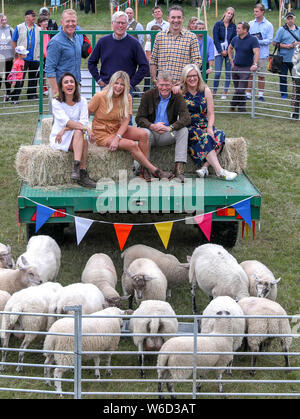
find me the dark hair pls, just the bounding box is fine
[168,5,184,17]
[254,3,265,12]
[238,21,250,32]
[57,72,80,103]
[37,15,49,26]
[152,6,162,13]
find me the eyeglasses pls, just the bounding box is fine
[114,21,127,26]
[187,74,198,79]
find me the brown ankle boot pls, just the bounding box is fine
[77,169,96,188]
[71,160,81,180]
[153,168,172,180]
[174,162,185,182]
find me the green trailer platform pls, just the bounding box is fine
[18,116,261,248]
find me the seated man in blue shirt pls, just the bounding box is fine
[45,9,82,97]
[136,70,191,182]
[228,21,260,112]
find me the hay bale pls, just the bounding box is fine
[15,144,134,187]
[41,118,53,144]
[150,137,247,174]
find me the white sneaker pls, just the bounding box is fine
[196,166,209,178]
[217,169,237,181]
[221,94,227,100]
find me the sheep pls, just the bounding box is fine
[121,244,189,298]
[0,263,42,295]
[129,300,179,378]
[16,235,61,283]
[238,297,292,375]
[201,296,246,375]
[188,244,249,314]
[43,306,130,396]
[0,243,15,269]
[0,282,63,372]
[47,283,106,329]
[122,258,168,309]
[81,253,128,307]
[240,260,281,301]
[0,290,11,311]
[157,311,233,398]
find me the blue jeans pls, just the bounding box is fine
[213,54,232,94]
[279,62,293,96]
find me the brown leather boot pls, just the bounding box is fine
[77,169,96,188]
[153,168,172,180]
[174,162,185,182]
[71,160,81,180]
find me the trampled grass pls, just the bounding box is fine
[0,0,300,399]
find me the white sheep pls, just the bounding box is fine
[240,260,280,300]
[43,306,129,396]
[121,245,189,297]
[238,297,293,375]
[0,243,15,269]
[0,282,63,372]
[81,253,128,307]
[129,300,179,378]
[201,296,246,374]
[157,310,233,398]
[16,235,61,283]
[47,283,106,329]
[122,258,168,308]
[0,264,42,295]
[0,290,11,311]
[189,244,249,313]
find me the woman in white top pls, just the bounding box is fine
[50,72,96,188]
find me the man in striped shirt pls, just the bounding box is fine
[150,5,201,94]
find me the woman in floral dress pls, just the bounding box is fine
[181,64,237,181]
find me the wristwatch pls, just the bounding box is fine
[116,133,122,141]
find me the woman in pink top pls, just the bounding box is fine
[8,45,28,104]
[38,15,50,95]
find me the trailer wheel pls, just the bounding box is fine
[26,223,68,243]
[210,221,239,248]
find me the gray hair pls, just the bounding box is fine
[157,70,173,83]
[196,20,205,27]
[112,11,128,23]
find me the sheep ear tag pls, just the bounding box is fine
[154,222,173,249]
[114,224,133,251]
[35,204,55,233]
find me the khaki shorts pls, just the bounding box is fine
[257,57,269,74]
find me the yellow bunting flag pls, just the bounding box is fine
[154,222,173,249]
[114,224,133,251]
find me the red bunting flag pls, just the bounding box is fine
[114,224,133,251]
[194,212,213,241]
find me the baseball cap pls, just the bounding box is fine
[39,7,50,15]
[25,10,36,16]
[284,12,296,19]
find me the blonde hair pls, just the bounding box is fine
[222,7,235,25]
[104,71,130,119]
[181,64,207,94]
[62,9,77,19]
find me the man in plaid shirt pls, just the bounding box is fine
[150,5,201,94]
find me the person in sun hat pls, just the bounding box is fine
[273,11,300,99]
[11,10,40,100]
[7,45,29,104]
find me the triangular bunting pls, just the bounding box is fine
[233,199,252,227]
[35,204,55,233]
[114,224,133,251]
[194,212,213,241]
[154,222,173,249]
[75,216,94,245]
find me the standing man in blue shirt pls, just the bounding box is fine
[273,12,300,99]
[247,4,273,102]
[228,22,260,112]
[45,9,82,98]
[11,10,40,100]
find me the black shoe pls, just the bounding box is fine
[71,160,81,180]
[77,169,96,188]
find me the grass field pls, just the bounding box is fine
[0,0,300,399]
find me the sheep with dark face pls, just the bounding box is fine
[0,244,15,269]
[122,258,167,309]
[240,260,280,300]
[129,300,178,378]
